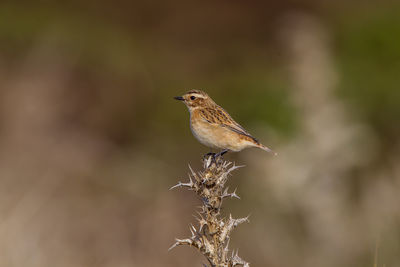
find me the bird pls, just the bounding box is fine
[174,90,276,156]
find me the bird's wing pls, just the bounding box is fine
[199,106,259,143]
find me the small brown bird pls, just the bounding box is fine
[174,90,276,156]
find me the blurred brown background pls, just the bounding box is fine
[1,1,399,266]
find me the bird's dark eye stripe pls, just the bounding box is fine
[190,96,196,100]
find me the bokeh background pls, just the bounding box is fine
[1,1,399,266]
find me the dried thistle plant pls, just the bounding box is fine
[170,155,250,267]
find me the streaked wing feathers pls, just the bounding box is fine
[221,124,259,144]
[199,106,259,144]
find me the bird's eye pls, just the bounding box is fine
[190,96,196,100]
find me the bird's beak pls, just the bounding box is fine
[174,96,184,101]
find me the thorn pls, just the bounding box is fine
[223,161,232,169]
[188,164,196,176]
[204,155,212,168]
[169,180,194,190]
[233,216,250,227]
[227,164,245,175]
[224,238,230,252]
[189,224,196,236]
[168,242,179,251]
[169,183,181,190]
[221,187,241,200]
[223,187,229,195]
[232,188,240,199]
[199,222,207,233]
[168,238,194,251]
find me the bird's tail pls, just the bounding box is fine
[257,143,278,156]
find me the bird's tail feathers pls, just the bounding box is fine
[258,144,278,156]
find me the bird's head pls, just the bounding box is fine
[174,90,213,110]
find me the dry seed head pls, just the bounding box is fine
[170,155,250,266]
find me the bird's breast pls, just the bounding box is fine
[189,110,251,151]
[190,114,219,148]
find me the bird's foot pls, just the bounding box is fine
[203,150,228,165]
[215,149,228,158]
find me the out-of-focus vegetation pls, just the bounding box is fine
[0,1,399,267]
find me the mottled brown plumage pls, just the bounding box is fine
[174,90,276,154]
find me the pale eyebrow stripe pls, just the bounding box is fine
[187,89,202,94]
[191,93,205,98]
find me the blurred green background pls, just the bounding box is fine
[1,1,399,267]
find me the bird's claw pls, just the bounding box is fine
[203,150,228,164]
